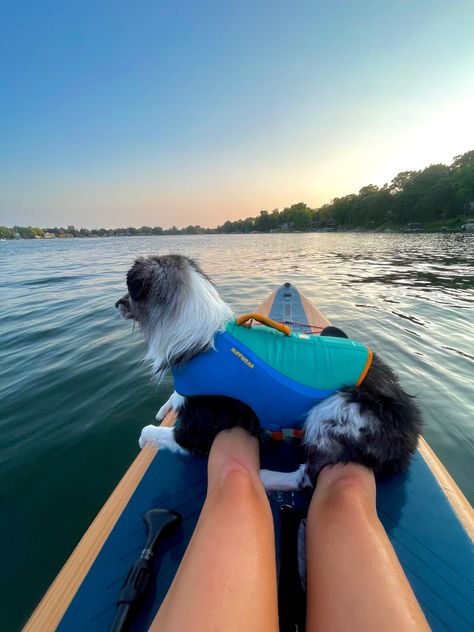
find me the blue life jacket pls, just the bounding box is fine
[172,321,372,431]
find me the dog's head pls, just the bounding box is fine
[116,254,233,373]
[116,255,204,324]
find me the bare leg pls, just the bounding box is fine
[306,464,430,632]
[149,428,278,632]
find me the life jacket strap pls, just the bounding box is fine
[236,313,291,336]
[356,347,373,386]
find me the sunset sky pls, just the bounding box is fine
[1,1,473,229]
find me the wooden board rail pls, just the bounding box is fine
[417,436,473,541]
[23,413,175,632]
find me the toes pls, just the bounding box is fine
[259,466,309,492]
[139,424,160,449]
[156,403,170,421]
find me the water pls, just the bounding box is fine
[1,233,473,630]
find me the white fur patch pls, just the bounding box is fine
[156,391,186,421]
[304,393,375,451]
[145,268,233,379]
[138,425,188,454]
[260,464,311,492]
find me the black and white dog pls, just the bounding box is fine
[116,254,422,491]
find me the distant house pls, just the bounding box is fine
[462,220,474,232]
[43,232,55,239]
[406,223,424,232]
[463,200,474,212]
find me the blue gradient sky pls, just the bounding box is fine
[1,1,473,228]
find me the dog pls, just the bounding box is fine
[116,254,422,491]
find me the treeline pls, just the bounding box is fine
[1,205,319,239]
[215,202,315,233]
[217,150,473,232]
[318,150,474,229]
[1,151,472,240]
[0,226,46,240]
[0,224,214,240]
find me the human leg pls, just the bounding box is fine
[306,463,429,632]
[149,427,278,632]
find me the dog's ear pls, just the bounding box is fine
[127,259,151,302]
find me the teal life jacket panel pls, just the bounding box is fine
[172,321,372,431]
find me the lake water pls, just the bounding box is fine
[1,233,473,630]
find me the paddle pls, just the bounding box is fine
[278,504,307,631]
[109,508,182,632]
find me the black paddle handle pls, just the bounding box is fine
[109,508,182,632]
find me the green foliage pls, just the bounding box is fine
[451,150,474,208]
[280,202,313,230]
[12,226,44,239]
[318,151,473,229]
[215,203,316,234]
[0,226,16,239]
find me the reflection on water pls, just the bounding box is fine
[0,233,473,629]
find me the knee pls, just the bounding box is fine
[318,462,375,496]
[208,428,259,474]
[309,463,376,522]
[211,460,265,510]
[217,459,260,494]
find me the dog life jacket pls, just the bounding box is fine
[172,319,373,432]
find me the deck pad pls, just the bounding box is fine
[57,441,474,632]
[40,284,473,632]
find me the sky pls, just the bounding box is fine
[1,0,473,229]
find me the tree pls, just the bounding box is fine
[0,226,15,239]
[351,186,391,226]
[13,226,36,239]
[139,226,153,235]
[254,210,270,232]
[183,225,202,234]
[451,150,474,209]
[407,165,454,221]
[389,171,418,194]
[359,184,379,196]
[270,209,280,230]
[280,203,313,230]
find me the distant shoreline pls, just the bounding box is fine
[2,226,472,241]
[2,150,473,240]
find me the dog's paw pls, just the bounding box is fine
[139,425,188,455]
[155,401,171,422]
[156,391,186,421]
[139,424,162,449]
[260,465,311,492]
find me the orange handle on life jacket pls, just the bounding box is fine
[236,313,291,336]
